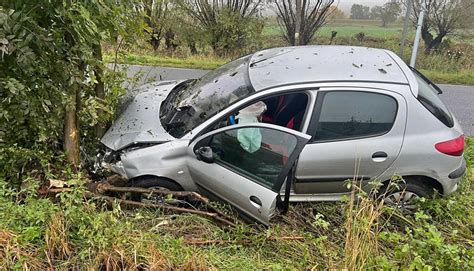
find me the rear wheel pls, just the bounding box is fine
[381,178,435,213]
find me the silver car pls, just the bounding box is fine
[100,46,466,225]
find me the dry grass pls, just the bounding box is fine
[143,244,171,270]
[45,212,72,263]
[343,182,385,270]
[180,255,215,271]
[0,230,45,270]
[94,247,134,270]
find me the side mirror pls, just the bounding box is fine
[195,146,214,164]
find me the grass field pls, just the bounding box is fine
[264,18,473,44]
[263,24,408,40]
[104,53,227,70]
[1,138,472,269]
[107,19,474,85]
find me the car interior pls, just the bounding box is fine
[211,92,309,132]
[206,93,309,187]
[260,93,308,131]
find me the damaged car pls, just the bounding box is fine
[99,45,466,225]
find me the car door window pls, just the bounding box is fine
[207,92,310,135]
[312,91,398,141]
[207,127,299,191]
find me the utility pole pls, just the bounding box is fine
[410,3,425,67]
[295,0,302,46]
[399,0,412,57]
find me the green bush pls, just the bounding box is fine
[376,212,473,270]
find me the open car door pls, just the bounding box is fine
[187,123,311,225]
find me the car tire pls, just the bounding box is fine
[131,176,183,191]
[130,176,183,202]
[381,178,434,213]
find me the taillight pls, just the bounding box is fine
[435,135,464,156]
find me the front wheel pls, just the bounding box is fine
[131,176,183,191]
[130,176,183,203]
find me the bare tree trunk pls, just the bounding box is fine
[93,44,106,139]
[64,88,80,166]
[188,40,198,54]
[151,32,160,51]
[63,6,80,166]
[164,28,178,51]
[275,0,335,46]
[421,24,445,55]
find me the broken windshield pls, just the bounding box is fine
[160,55,254,138]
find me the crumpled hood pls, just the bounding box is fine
[101,80,184,151]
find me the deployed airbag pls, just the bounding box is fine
[236,101,267,153]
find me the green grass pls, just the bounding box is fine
[263,24,408,40]
[420,69,474,85]
[263,18,408,40]
[1,138,473,269]
[319,25,404,39]
[104,53,226,70]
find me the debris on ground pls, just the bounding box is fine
[38,175,237,227]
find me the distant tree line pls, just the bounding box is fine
[350,1,401,27]
[141,0,349,54]
[141,0,265,57]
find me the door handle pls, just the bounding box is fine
[372,151,388,158]
[372,151,388,162]
[249,195,262,209]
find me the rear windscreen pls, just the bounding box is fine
[414,72,454,127]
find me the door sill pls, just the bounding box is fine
[281,192,350,202]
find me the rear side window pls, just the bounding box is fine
[414,73,454,127]
[312,91,398,141]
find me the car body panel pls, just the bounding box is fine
[377,93,465,195]
[119,139,198,191]
[248,46,409,91]
[294,87,408,194]
[187,123,311,225]
[383,50,419,97]
[101,80,184,151]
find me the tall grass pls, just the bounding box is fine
[343,183,383,270]
[0,139,472,269]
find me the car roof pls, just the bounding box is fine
[248,45,411,91]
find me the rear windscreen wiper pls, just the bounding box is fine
[410,67,443,95]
